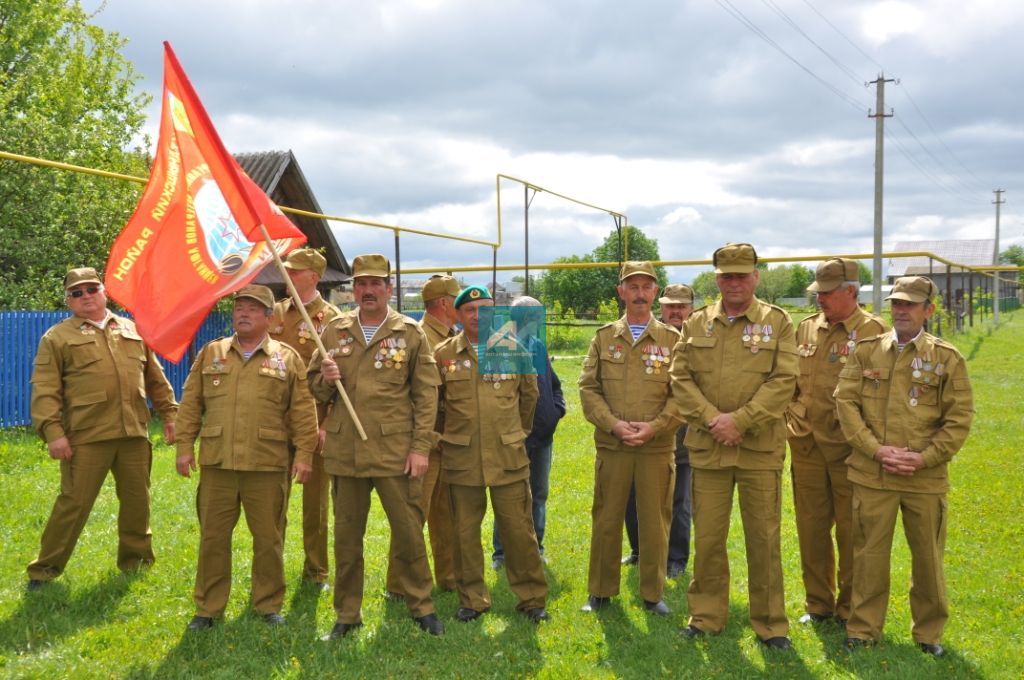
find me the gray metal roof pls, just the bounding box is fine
[233,150,351,287]
[888,239,995,276]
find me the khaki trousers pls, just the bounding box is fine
[332,475,435,624]
[587,449,674,603]
[28,437,153,581]
[848,483,948,645]
[300,452,330,582]
[688,467,789,639]
[449,480,547,611]
[193,467,289,618]
[386,447,456,593]
[790,442,854,619]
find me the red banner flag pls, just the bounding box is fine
[105,42,306,362]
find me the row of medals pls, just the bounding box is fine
[373,337,407,369]
[79,321,122,336]
[907,353,944,407]
[741,324,773,354]
[443,359,512,389]
[259,353,287,379]
[606,344,670,374]
[295,313,326,345]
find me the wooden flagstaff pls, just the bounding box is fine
[258,223,367,441]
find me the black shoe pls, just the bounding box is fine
[492,555,505,570]
[799,612,832,624]
[759,636,793,650]
[323,622,362,640]
[666,561,686,579]
[845,637,875,649]
[383,590,403,601]
[919,642,944,657]
[414,613,445,635]
[580,595,610,612]
[456,607,485,622]
[644,600,671,616]
[621,553,639,566]
[26,579,46,592]
[186,615,214,631]
[680,624,706,639]
[262,612,285,625]
[525,607,550,623]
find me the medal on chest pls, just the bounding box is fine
[335,331,356,356]
[743,324,771,354]
[374,337,407,370]
[642,344,669,374]
[607,343,623,360]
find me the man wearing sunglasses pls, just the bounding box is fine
[27,267,178,590]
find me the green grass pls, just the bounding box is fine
[1,312,1021,678]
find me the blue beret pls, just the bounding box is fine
[454,285,493,309]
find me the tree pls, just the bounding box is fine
[856,261,873,285]
[786,265,815,297]
[690,271,718,306]
[1000,245,1024,267]
[540,226,666,315]
[756,265,793,303]
[0,1,151,309]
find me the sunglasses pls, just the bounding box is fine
[68,286,101,298]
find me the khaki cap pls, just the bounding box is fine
[619,260,658,282]
[233,284,275,309]
[807,258,860,293]
[713,243,758,274]
[352,253,391,279]
[886,276,939,304]
[421,275,461,302]
[64,267,102,290]
[659,283,694,305]
[283,248,327,277]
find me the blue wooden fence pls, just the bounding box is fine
[1,310,233,428]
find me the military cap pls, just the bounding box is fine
[421,275,461,302]
[807,258,860,293]
[64,267,102,290]
[454,285,493,309]
[352,253,391,279]
[283,248,327,277]
[886,276,939,304]
[659,283,694,305]
[713,243,758,274]
[233,284,275,309]
[619,260,658,282]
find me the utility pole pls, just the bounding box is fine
[869,74,894,314]
[993,188,1005,323]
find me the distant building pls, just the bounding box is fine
[888,238,1017,309]
[235,150,351,295]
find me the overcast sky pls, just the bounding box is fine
[87,0,1024,285]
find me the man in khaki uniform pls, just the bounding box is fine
[579,261,681,616]
[623,283,695,579]
[435,285,548,623]
[836,276,974,656]
[176,284,318,630]
[670,243,798,649]
[269,247,342,590]
[786,258,887,626]
[388,274,461,595]
[309,254,444,638]
[27,267,178,589]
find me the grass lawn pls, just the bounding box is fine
[0,312,1021,678]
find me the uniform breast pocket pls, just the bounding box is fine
[686,336,716,371]
[201,366,233,397]
[68,338,102,370]
[121,337,146,362]
[741,339,777,374]
[444,371,474,400]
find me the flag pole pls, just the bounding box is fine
[258,224,368,441]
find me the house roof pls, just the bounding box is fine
[233,150,351,287]
[888,239,996,276]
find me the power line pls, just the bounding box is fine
[761,0,862,86]
[800,0,885,72]
[714,0,870,113]
[893,112,986,199]
[885,128,984,205]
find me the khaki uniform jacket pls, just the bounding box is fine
[670,298,798,470]
[270,294,341,423]
[786,307,888,461]
[176,335,318,470]
[420,311,454,350]
[579,316,681,454]
[434,333,539,486]
[308,308,440,476]
[31,313,177,445]
[835,331,974,493]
